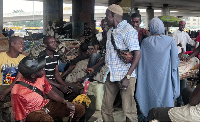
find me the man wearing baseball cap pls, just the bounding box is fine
[11,56,85,122]
[100,4,140,122]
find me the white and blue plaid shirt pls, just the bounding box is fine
[104,20,140,82]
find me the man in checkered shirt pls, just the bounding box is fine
[86,4,141,122]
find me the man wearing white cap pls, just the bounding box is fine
[101,4,140,122]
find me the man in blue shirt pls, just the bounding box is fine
[88,4,141,122]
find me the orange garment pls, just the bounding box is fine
[11,74,52,121]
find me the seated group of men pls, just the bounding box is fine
[0,36,102,122]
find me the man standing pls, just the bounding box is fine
[173,21,196,58]
[173,21,196,107]
[101,4,141,122]
[131,13,149,45]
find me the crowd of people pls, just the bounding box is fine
[1,3,200,122]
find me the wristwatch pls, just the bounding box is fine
[126,75,131,80]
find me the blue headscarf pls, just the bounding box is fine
[149,17,165,35]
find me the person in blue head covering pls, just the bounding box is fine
[136,17,180,118]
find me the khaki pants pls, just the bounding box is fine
[101,74,137,122]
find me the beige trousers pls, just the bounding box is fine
[101,74,137,122]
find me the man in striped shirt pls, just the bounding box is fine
[39,36,79,102]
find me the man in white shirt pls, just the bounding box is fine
[173,21,196,107]
[173,21,196,57]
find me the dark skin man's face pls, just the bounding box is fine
[105,10,114,27]
[11,38,25,53]
[45,37,58,51]
[179,24,185,31]
[131,17,141,30]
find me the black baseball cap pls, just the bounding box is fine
[18,56,46,77]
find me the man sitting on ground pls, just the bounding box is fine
[74,18,109,83]
[0,36,25,107]
[39,36,80,102]
[11,56,85,122]
[61,43,90,79]
[148,84,200,122]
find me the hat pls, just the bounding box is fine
[179,21,185,25]
[107,4,123,16]
[18,56,46,77]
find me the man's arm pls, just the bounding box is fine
[47,89,66,103]
[46,89,75,111]
[189,84,200,106]
[61,65,76,78]
[55,65,66,85]
[183,45,200,62]
[46,78,61,88]
[86,57,105,74]
[187,33,196,46]
[126,50,141,76]
[120,50,141,89]
[0,72,22,101]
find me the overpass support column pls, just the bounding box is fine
[162,4,170,16]
[119,0,135,21]
[146,6,154,30]
[72,0,95,38]
[0,0,3,33]
[108,0,135,21]
[43,0,63,35]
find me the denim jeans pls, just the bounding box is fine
[58,60,67,72]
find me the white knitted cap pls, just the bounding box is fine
[107,4,123,16]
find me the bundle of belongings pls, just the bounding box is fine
[73,94,96,122]
[179,57,199,80]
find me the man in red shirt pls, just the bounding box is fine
[131,13,149,46]
[11,56,85,122]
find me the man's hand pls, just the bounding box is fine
[121,77,130,90]
[86,68,94,74]
[58,84,72,94]
[66,102,75,114]
[177,42,182,47]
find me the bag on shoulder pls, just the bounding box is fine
[111,33,133,64]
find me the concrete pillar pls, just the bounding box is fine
[72,0,95,38]
[146,6,154,30]
[72,0,83,38]
[43,0,63,35]
[0,0,3,33]
[162,4,170,16]
[119,0,134,22]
